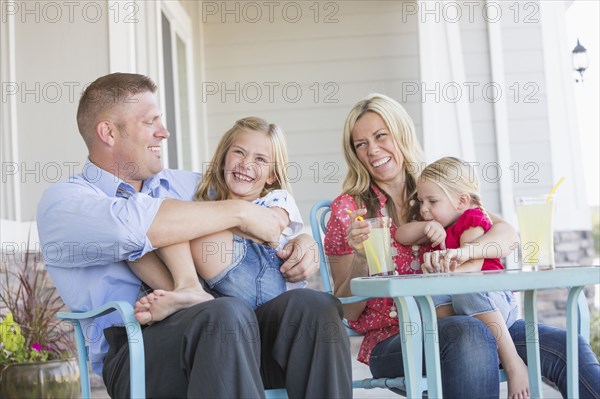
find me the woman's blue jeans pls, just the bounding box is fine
[509,319,600,398]
[369,316,600,398]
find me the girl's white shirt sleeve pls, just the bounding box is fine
[254,190,307,290]
[253,189,304,248]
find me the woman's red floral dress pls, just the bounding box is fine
[324,185,429,364]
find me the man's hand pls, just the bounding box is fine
[277,234,319,282]
[239,201,282,245]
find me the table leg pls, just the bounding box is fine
[395,297,425,398]
[523,290,543,398]
[566,286,583,398]
[414,295,443,398]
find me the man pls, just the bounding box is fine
[37,73,352,398]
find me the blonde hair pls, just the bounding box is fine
[342,93,424,222]
[195,117,291,201]
[418,156,491,223]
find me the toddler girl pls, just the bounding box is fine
[396,156,529,399]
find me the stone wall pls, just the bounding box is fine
[534,230,598,327]
[555,231,596,266]
[535,286,597,328]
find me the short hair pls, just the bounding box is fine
[76,73,157,147]
[195,117,291,201]
[342,93,424,221]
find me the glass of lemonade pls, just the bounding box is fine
[364,216,395,276]
[514,195,556,271]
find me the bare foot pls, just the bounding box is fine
[134,288,214,325]
[505,358,530,399]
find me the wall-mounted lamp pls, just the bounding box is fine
[572,38,589,83]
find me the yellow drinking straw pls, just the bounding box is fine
[547,177,566,203]
[347,209,383,274]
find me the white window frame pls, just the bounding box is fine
[159,1,199,171]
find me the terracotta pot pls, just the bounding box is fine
[0,358,80,399]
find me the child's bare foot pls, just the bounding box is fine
[134,288,214,324]
[505,358,530,399]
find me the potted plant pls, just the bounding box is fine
[0,245,80,398]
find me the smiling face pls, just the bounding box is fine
[112,91,169,186]
[223,129,275,200]
[351,112,405,185]
[416,179,463,228]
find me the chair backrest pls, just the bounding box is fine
[309,200,426,394]
[310,200,371,306]
[57,301,146,399]
[309,200,334,294]
[310,200,364,337]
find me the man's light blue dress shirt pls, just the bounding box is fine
[37,161,201,374]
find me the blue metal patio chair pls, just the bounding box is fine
[310,200,428,396]
[57,302,289,399]
[57,301,145,399]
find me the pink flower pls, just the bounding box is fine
[31,342,42,352]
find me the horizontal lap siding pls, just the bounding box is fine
[13,5,108,221]
[201,1,420,221]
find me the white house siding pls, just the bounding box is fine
[0,0,590,241]
[4,3,110,225]
[198,1,421,220]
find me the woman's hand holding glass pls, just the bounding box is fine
[345,208,369,257]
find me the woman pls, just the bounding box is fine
[324,93,600,398]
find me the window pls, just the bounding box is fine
[160,2,196,170]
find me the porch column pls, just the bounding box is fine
[416,1,476,163]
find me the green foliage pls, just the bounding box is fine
[589,208,599,361]
[0,313,26,363]
[0,248,73,364]
[0,313,52,363]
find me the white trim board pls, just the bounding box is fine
[417,2,474,162]
[108,0,137,72]
[1,9,21,221]
[1,220,40,253]
[486,2,516,227]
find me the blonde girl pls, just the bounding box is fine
[130,117,304,324]
[396,156,529,399]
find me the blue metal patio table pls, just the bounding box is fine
[350,266,600,398]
